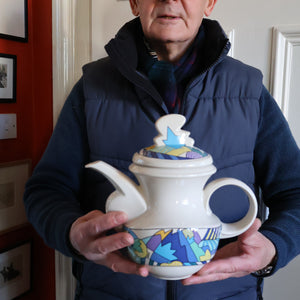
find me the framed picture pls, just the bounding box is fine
[0,160,30,233]
[0,54,17,103]
[0,241,31,299]
[0,0,28,42]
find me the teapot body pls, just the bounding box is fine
[86,114,258,280]
[127,154,219,229]
[124,153,222,280]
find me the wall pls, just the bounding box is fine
[0,0,55,299]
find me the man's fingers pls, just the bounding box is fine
[85,211,128,235]
[74,210,128,237]
[88,232,134,257]
[182,270,248,285]
[239,218,261,240]
[181,218,277,286]
[182,257,253,285]
[196,255,259,276]
[70,210,129,254]
[100,253,149,277]
[69,210,150,278]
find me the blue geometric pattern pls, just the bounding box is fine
[142,146,208,160]
[163,127,183,147]
[125,227,221,267]
[141,124,208,160]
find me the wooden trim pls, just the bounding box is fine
[52,0,91,298]
[270,25,300,118]
[52,0,91,124]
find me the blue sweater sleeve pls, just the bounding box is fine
[24,78,88,257]
[254,86,300,272]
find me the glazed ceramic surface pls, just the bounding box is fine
[86,114,258,280]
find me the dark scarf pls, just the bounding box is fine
[138,27,205,113]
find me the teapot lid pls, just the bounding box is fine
[132,114,215,174]
[141,114,209,161]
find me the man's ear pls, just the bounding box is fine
[129,0,139,16]
[204,0,218,17]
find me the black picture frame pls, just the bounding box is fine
[0,0,28,43]
[0,241,32,299]
[0,54,17,103]
[0,160,31,231]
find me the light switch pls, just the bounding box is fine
[0,114,17,139]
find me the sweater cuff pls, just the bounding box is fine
[259,228,285,274]
[65,223,88,263]
[54,211,86,260]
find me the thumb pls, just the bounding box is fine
[239,218,261,240]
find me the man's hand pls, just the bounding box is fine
[69,210,149,277]
[182,218,276,285]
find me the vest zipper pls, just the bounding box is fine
[179,39,230,115]
[166,281,177,300]
[199,39,230,77]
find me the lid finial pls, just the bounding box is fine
[154,114,194,147]
[142,114,208,160]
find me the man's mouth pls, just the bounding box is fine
[158,15,180,20]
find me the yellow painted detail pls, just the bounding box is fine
[134,241,148,258]
[155,229,172,240]
[168,146,190,156]
[200,250,211,262]
[161,261,183,266]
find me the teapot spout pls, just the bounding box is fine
[85,161,147,221]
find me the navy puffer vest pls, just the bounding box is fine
[79,18,263,300]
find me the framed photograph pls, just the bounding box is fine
[0,54,17,103]
[0,0,28,42]
[0,242,31,299]
[0,160,30,233]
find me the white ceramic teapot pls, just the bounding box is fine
[86,114,257,280]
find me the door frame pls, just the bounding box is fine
[52,0,91,298]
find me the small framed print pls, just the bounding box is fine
[0,160,30,233]
[0,241,31,299]
[0,0,28,42]
[0,54,17,103]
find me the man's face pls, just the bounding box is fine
[129,0,217,46]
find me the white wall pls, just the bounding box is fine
[210,0,300,86]
[91,0,133,60]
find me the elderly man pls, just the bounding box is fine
[24,0,300,299]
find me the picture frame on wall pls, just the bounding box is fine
[0,0,28,42]
[0,160,30,233]
[0,54,17,103]
[0,241,31,299]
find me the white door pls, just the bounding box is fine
[53,0,300,299]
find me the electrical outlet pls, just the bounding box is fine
[0,114,17,139]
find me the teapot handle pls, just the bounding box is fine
[203,178,258,239]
